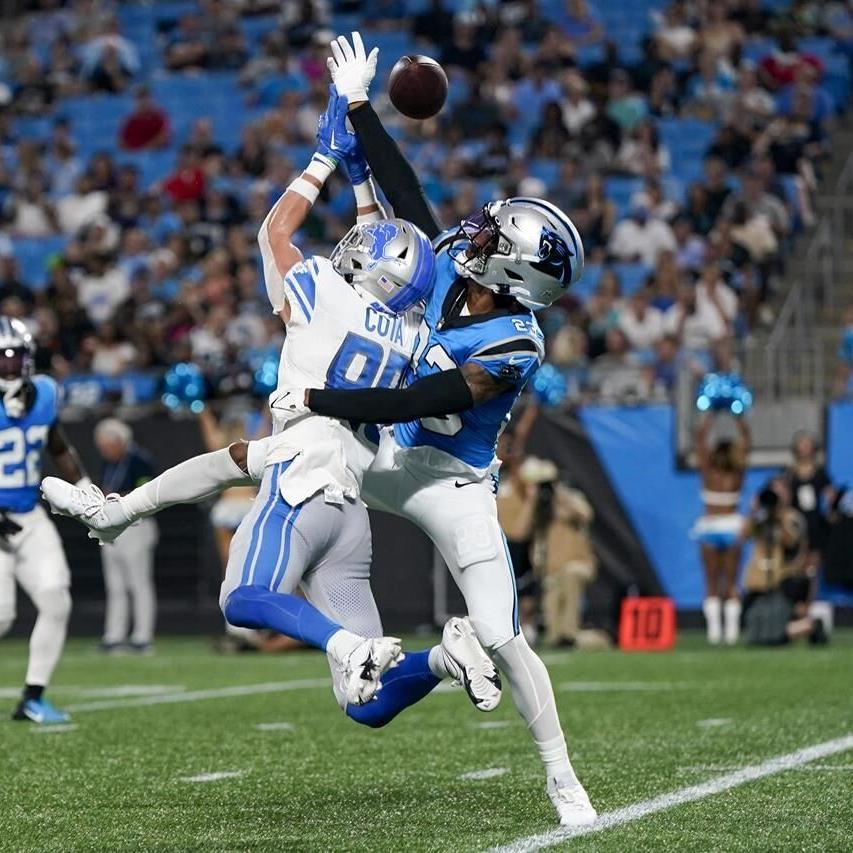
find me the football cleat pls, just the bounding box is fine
[439,616,501,712]
[12,697,71,725]
[41,477,132,544]
[343,636,404,706]
[547,777,597,827]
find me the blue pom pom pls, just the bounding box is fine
[252,352,279,398]
[531,364,568,407]
[696,372,753,416]
[162,362,207,411]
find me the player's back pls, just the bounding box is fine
[394,250,544,473]
[0,375,59,513]
[266,256,422,503]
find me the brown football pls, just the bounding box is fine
[388,55,448,120]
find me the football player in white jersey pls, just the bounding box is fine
[44,89,500,713]
[0,317,91,724]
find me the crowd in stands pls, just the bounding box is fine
[0,0,851,407]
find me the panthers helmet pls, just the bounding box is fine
[0,316,34,395]
[448,197,584,310]
[330,218,436,314]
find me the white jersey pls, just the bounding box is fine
[262,255,420,506]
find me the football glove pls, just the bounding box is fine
[327,31,378,105]
[316,86,370,183]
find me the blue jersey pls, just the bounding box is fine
[0,376,59,512]
[395,251,544,468]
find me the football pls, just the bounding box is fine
[388,55,448,120]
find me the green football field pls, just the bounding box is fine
[1,632,852,852]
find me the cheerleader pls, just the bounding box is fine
[693,411,751,645]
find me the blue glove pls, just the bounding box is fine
[316,86,371,183]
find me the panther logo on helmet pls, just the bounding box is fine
[534,227,573,285]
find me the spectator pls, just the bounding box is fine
[835,305,853,398]
[586,269,623,355]
[0,254,36,310]
[561,70,595,136]
[606,69,648,132]
[163,146,206,203]
[619,285,665,350]
[701,156,733,225]
[663,280,727,352]
[6,173,59,236]
[534,470,597,648]
[721,168,790,238]
[439,18,487,73]
[648,333,681,397]
[672,215,706,271]
[574,173,616,255]
[587,328,649,401]
[87,43,133,94]
[529,101,571,158]
[654,1,699,60]
[614,120,671,176]
[412,0,454,46]
[81,18,140,84]
[783,432,834,580]
[608,204,676,266]
[165,14,211,71]
[94,419,158,654]
[119,87,171,151]
[555,0,603,45]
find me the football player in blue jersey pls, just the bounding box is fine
[266,33,596,826]
[0,317,90,724]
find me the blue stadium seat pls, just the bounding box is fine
[529,160,560,189]
[571,262,602,304]
[116,150,177,189]
[12,236,69,290]
[613,262,653,297]
[605,177,643,211]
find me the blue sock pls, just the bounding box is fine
[346,650,440,729]
[223,585,341,650]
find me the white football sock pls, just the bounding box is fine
[723,598,741,645]
[491,633,579,787]
[121,448,252,523]
[703,596,722,645]
[25,587,71,686]
[325,628,364,663]
[427,644,450,679]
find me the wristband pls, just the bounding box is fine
[287,177,320,205]
[353,178,379,209]
[305,153,337,182]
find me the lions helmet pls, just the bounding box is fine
[0,316,34,395]
[449,197,584,310]
[330,218,436,314]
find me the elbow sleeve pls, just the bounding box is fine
[308,369,473,424]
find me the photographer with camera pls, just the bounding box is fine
[741,478,828,646]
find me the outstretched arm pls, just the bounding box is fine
[327,32,442,239]
[303,362,511,424]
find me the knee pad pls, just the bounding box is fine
[33,587,71,623]
[0,617,13,638]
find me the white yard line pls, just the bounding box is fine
[460,767,509,781]
[65,679,329,713]
[487,733,853,853]
[31,724,78,734]
[254,722,294,732]
[696,717,733,728]
[475,721,512,730]
[180,771,245,783]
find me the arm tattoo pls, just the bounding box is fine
[460,362,514,404]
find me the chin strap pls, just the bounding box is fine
[2,381,26,419]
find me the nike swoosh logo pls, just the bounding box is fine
[454,481,476,488]
[507,355,528,365]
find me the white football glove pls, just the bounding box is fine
[269,387,310,432]
[327,31,378,104]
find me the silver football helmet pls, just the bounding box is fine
[449,197,584,310]
[0,316,34,418]
[330,218,436,314]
